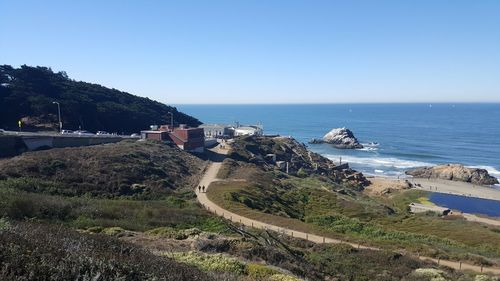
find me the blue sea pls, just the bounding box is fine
[178,104,500,216]
[179,103,500,179]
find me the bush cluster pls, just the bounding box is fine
[168,251,246,275]
[0,221,212,281]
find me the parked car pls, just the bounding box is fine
[130,133,139,138]
[74,130,94,136]
[96,131,110,136]
[61,130,74,135]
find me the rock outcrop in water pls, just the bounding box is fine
[405,164,499,185]
[309,127,363,149]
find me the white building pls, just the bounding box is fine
[233,125,263,136]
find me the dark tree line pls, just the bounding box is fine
[0,65,201,133]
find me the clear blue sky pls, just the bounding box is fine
[1,0,499,104]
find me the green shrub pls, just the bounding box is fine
[296,168,308,178]
[0,188,221,233]
[0,217,10,231]
[168,251,246,274]
[147,226,176,236]
[0,221,212,280]
[269,274,303,281]
[102,226,125,236]
[85,226,104,233]
[246,263,279,278]
[410,268,447,281]
[306,214,461,248]
[147,227,203,240]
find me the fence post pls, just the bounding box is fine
[459,261,462,269]
[306,233,308,240]
[291,232,293,237]
[323,237,325,243]
[358,243,360,249]
[252,222,253,227]
[481,265,483,272]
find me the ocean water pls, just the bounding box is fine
[178,103,500,181]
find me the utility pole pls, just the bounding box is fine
[52,101,62,132]
[168,112,174,130]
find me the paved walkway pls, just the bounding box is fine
[195,145,500,275]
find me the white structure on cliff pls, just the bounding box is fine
[233,124,263,136]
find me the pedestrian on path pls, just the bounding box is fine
[198,185,201,193]
[202,186,206,193]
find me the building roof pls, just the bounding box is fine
[199,124,231,128]
[140,130,165,134]
[235,126,260,131]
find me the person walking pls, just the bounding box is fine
[198,185,201,193]
[202,186,206,193]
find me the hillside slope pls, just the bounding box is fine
[0,65,200,133]
[226,136,369,187]
[0,140,205,198]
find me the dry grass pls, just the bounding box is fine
[0,140,206,198]
[207,181,350,240]
[0,221,214,281]
[207,179,500,265]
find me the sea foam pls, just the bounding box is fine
[326,155,433,170]
[468,165,500,179]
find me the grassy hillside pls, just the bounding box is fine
[0,221,212,281]
[0,140,233,279]
[0,140,224,232]
[0,64,201,133]
[0,140,204,198]
[0,139,496,279]
[211,137,500,266]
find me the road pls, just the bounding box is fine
[196,145,500,275]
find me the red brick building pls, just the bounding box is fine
[141,124,205,153]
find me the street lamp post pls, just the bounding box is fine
[52,101,62,133]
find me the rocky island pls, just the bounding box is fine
[309,127,363,149]
[406,164,499,186]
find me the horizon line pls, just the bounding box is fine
[173,101,500,106]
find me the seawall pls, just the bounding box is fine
[0,134,126,158]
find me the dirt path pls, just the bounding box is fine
[195,145,500,275]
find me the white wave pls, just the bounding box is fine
[361,142,380,147]
[357,147,378,151]
[325,154,433,170]
[374,169,384,173]
[468,165,500,178]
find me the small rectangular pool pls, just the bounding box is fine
[429,193,500,217]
